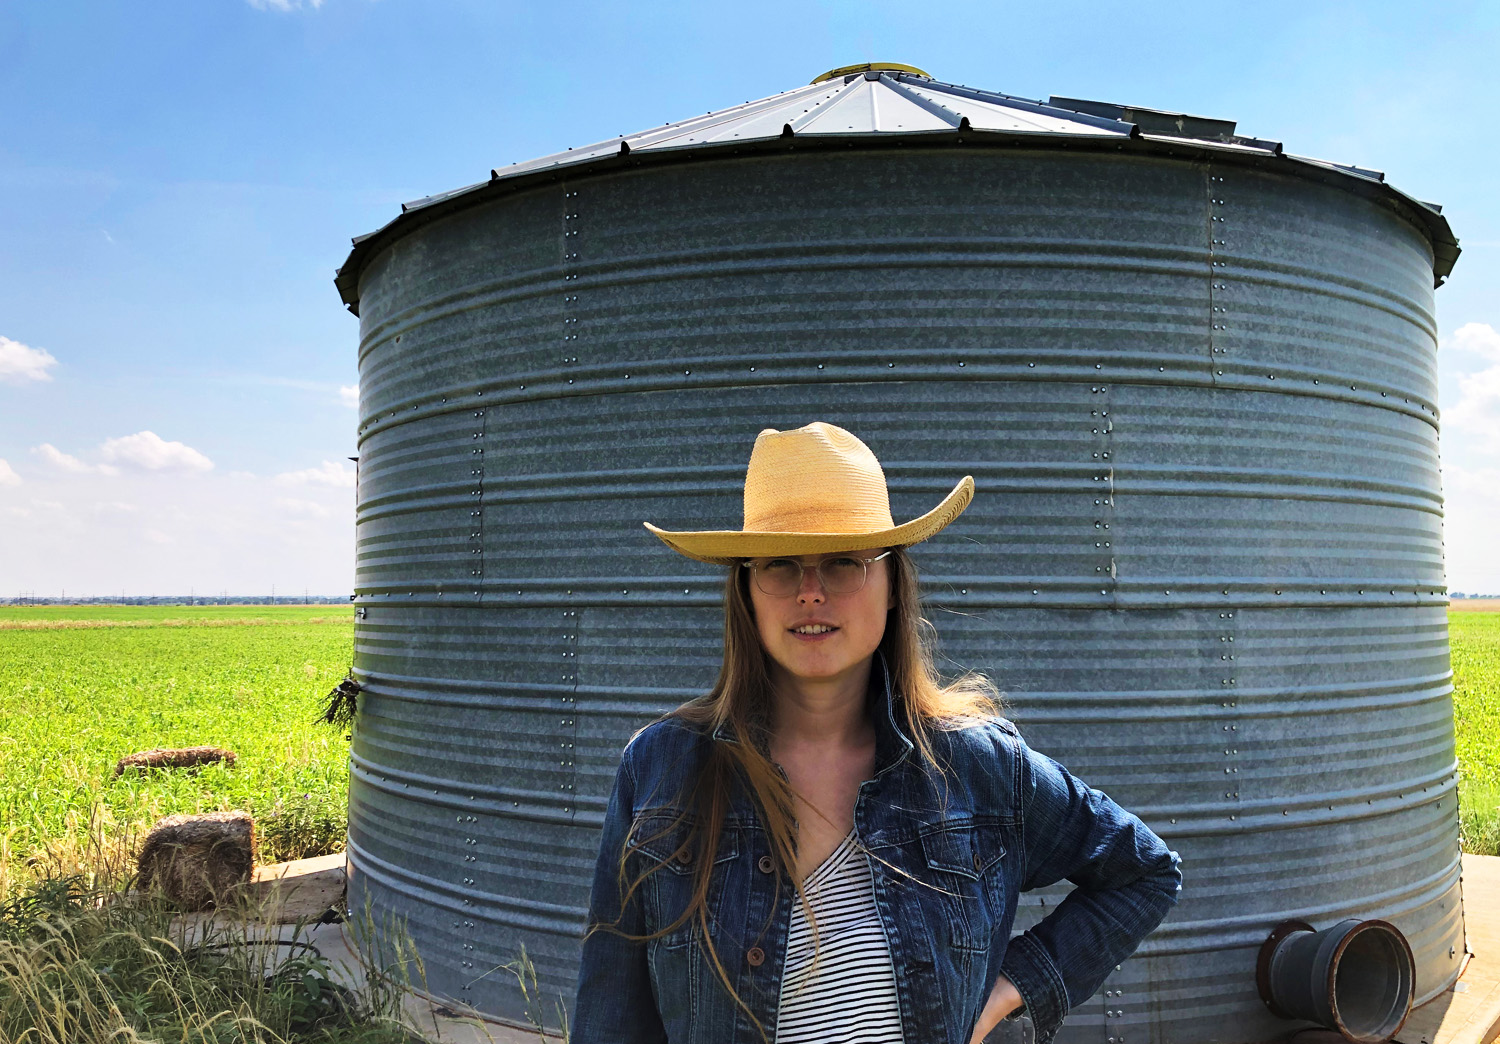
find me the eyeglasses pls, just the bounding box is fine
[740,551,892,597]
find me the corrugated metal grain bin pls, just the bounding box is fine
[335,66,1464,1042]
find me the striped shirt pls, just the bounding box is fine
[775,829,905,1042]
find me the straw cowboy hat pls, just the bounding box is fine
[644,422,974,565]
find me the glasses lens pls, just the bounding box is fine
[754,558,802,596]
[750,556,870,596]
[818,556,867,593]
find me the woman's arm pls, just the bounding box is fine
[572,750,668,1044]
[994,734,1183,1044]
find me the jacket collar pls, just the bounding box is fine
[711,648,916,778]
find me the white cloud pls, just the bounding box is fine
[1445,366,1500,440]
[340,385,359,409]
[1443,462,1500,593]
[276,460,355,488]
[34,443,89,472]
[32,442,119,475]
[1441,323,1500,458]
[275,497,332,518]
[0,336,58,384]
[1445,322,1500,361]
[0,459,20,486]
[99,431,214,473]
[0,468,353,595]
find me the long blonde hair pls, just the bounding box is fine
[592,546,1003,1038]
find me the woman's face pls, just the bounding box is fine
[746,547,894,689]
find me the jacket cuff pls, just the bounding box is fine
[999,932,1070,1044]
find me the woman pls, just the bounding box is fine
[574,422,1182,1044]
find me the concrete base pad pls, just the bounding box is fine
[1394,853,1500,1044]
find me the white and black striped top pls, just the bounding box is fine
[775,829,905,1043]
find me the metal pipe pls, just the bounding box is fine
[1257,918,1415,1043]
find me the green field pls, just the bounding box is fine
[1452,611,1500,855]
[0,606,353,896]
[1,606,1497,898]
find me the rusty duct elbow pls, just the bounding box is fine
[1256,918,1416,1043]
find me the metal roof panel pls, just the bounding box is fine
[336,68,1458,312]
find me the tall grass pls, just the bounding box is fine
[0,873,431,1044]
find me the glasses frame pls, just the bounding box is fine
[739,550,893,597]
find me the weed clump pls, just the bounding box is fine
[256,792,348,865]
[1459,778,1500,857]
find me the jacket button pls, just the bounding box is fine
[973,851,982,871]
[675,849,692,865]
[758,855,774,874]
[746,947,765,967]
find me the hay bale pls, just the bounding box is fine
[137,811,255,909]
[115,746,237,776]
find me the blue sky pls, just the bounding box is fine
[1,0,1496,595]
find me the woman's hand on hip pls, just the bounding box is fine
[968,973,1023,1044]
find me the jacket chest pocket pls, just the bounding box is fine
[917,825,1006,954]
[629,812,741,952]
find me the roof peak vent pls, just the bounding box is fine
[811,62,931,84]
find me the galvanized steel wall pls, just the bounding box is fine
[346,147,1463,1042]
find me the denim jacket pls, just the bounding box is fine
[574,654,1182,1044]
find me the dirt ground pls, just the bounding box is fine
[1453,599,1500,612]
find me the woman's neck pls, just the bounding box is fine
[767,655,876,748]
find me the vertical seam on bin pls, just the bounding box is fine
[1088,380,1117,607]
[1207,162,1231,386]
[561,606,579,820]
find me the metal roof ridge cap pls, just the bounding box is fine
[877,73,967,129]
[912,77,1135,135]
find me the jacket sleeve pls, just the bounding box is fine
[996,733,1183,1044]
[572,745,668,1044]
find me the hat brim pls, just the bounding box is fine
[643,476,975,566]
